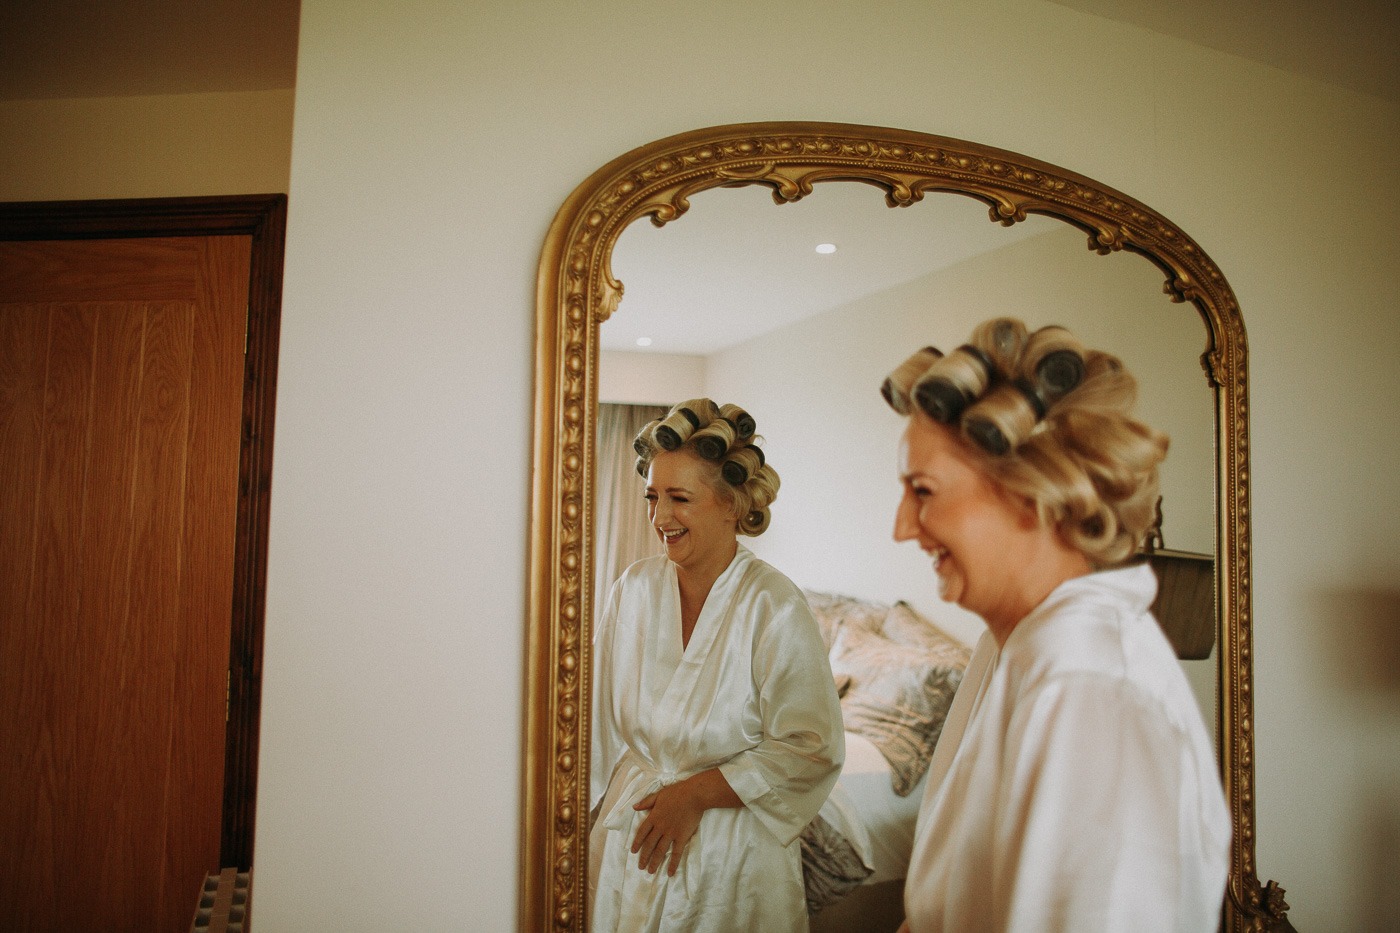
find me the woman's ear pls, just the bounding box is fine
[722,491,742,528]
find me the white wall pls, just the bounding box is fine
[23,1,1374,930]
[600,350,705,405]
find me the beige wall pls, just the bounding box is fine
[0,89,294,200]
[5,2,1395,930]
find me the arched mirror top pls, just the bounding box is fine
[527,122,1276,931]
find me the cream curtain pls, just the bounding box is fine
[594,403,667,623]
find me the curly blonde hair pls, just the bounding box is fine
[633,398,781,536]
[882,318,1167,566]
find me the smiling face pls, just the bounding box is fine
[894,414,1085,641]
[646,448,740,578]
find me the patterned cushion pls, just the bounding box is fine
[803,590,890,650]
[829,622,968,796]
[883,600,966,652]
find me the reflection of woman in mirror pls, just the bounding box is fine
[882,320,1231,932]
[589,398,844,933]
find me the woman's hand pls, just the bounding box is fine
[630,783,704,876]
[631,768,742,876]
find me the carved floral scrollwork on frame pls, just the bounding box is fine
[525,123,1284,932]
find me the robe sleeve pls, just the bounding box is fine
[717,589,844,847]
[991,672,1227,932]
[589,576,625,815]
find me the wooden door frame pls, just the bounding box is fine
[0,194,285,870]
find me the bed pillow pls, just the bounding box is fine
[830,623,968,796]
[883,600,969,654]
[803,590,890,651]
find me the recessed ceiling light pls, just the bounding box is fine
[635,336,653,347]
[815,243,837,254]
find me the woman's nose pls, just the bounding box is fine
[893,493,919,542]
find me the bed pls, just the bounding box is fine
[797,591,972,932]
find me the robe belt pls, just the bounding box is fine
[599,750,704,833]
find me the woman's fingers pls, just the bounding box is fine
[666,838,685,876]
[629,809,670,873]
[631,826,659,871]
[634,825,667,873]
[630,814,656,854]
[630,819,678,873]
[646,837,669,874]
[630,781,706,873]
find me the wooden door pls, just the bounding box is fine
[0,234,250,933]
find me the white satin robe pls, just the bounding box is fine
[904,564,1230,933]
[589,545,844,933]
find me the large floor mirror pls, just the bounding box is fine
[526,123,1288,932]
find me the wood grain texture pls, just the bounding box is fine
[0,235,248,933]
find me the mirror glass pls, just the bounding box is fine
[598,181,1216,718]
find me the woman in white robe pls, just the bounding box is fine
[879,320,1231,932]
[589,399,844,933]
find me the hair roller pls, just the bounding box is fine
[632,420,661,477]
[1036,349,1084,398]
[739,508,771,536]
[1059,350,1133,415]
[911,343,996,423]
[690,397,721,422]
[749,462,781,502]
[721,445,765,486]
[1022,326,1086,405]
[653,406,700,451]
[962,382,1042,455]
[633,420,659,458]
[972,317,1029,370]
[731,462,779,537]
[654,398,719,450]
[718,403,756,441]
[960,326,1089,455]
[881,346,943,414]
[691,419,737,461]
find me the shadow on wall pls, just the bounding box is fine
[1319,586,1400,930]
[1324,587,1400,695]
[1356,785,1400,930]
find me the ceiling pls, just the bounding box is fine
[1,0,1392,104]
[0,0,300,101]
[605,180,1055,355]
[1050,0,1399,106]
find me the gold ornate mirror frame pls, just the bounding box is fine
[525,122,1286,932]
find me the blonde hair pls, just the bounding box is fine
[633,399,781,536]
[882,318,1167,565]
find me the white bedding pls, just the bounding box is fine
[802,591,968,900]
[818,731,927,885]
